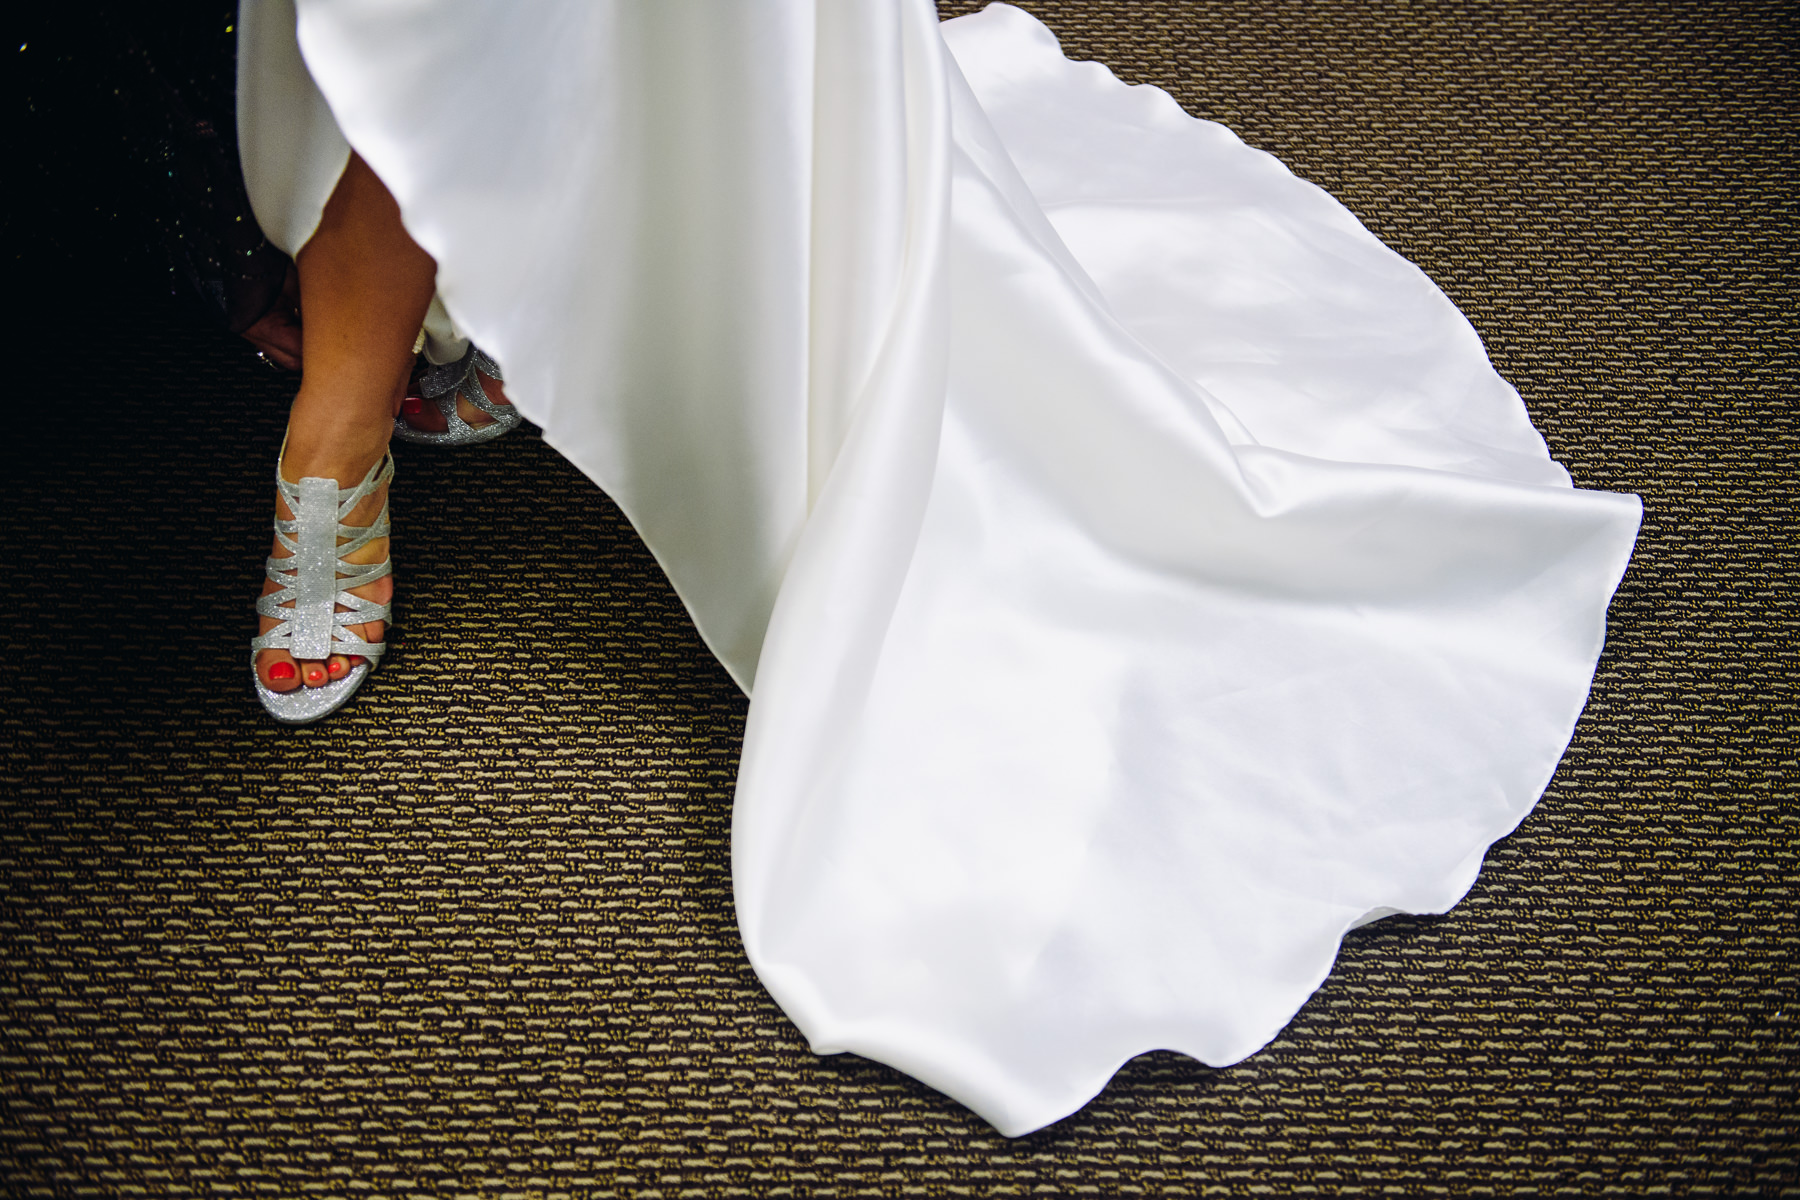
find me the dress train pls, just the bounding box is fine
[239,0,1640,1134]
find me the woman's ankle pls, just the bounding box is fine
[279,424,391,484]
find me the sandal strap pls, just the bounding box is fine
[432,389,477,438]
[420,344,513,429]
[419,343,504,394]
[255,451,395,663]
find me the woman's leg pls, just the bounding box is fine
[256,152,436,693]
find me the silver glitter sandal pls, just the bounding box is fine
[392,345,518,446]
[251,450,395,725]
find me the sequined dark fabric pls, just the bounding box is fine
[4,1,1795,1194]
[16,5,289,336]
[113,25,290,335]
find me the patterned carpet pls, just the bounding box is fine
[5,2,1795,1195]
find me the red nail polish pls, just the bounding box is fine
[268,661,297,682]
[349,655,367,666]
[328,660,346,677]
[402,396,424,415]
[304,666,325,683]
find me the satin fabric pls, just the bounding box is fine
[239,0,1641,1135]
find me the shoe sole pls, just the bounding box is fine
[391,411,520,447]
[252,656,373,725]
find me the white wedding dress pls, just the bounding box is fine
[240,0,1641,1135]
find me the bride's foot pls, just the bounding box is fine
[251,149,425,723]
[254,447,393,697]
[392,347,519,447]
[398,363,510,432]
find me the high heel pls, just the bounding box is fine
[392,344,519,446]
[251,450,394,724]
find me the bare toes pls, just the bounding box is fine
[260,653,301,694]
[400,393,448,433]
[300,660,331,689]
[326,655,352,681]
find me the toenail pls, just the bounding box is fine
[328,660,347,678]
[402,396,424,415]
[268,661,297,682]
[349,655,367,666]
[304,667,326,684]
